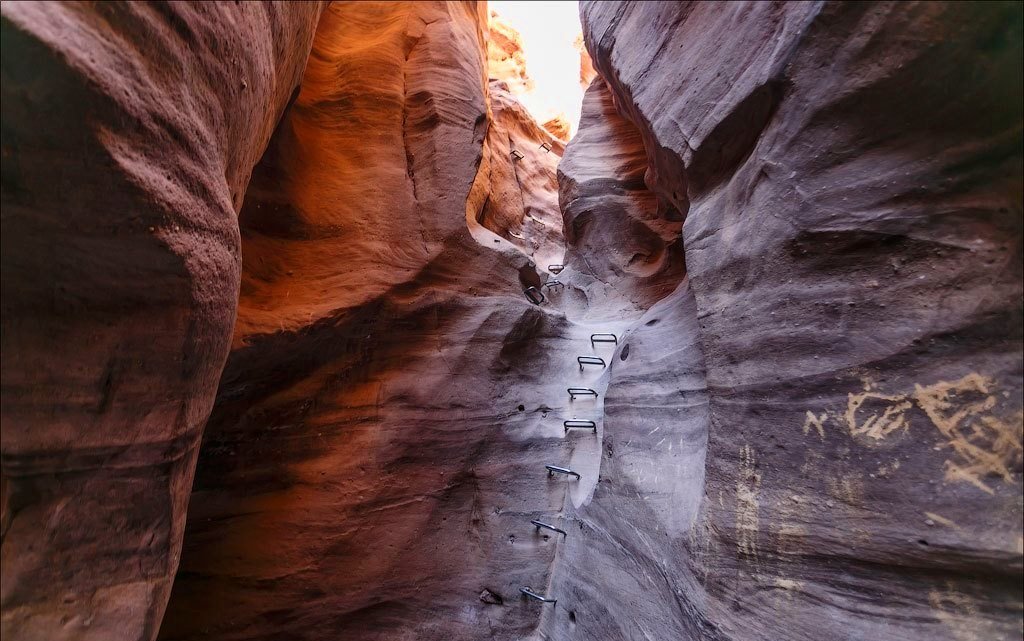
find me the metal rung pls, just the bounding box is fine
[591,333,618,347]
[531,519,567,536]
[546,464,581,479]
[547,264,564,274]
[539,142,552,152]
[577,356,606,370]
[543,280,563,290]
[520,587,557,603]
[511,149,525,161]
[567,387,598,400]
[564,419,596,433]
[524,286,545,305]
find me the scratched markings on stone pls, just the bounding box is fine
[736,445,761,560]
[803,374,1023,494]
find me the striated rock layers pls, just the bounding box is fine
[159,3,576,640]
[486,9,532,96]
[1,1,1021,641]
[558,78,685,315]
[558,1,1023,640]
[0,3,325,640]
[476,79,565,269]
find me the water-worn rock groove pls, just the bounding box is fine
[0,2,1020,641]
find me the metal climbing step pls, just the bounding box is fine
[524,286,545,305]
[564,419,596,433]
[520,586,556,603]
[577,356,606,371]
[590,333,618,347]
[567,387,598,400]
[545,464,581,480]
[531,519,567,537]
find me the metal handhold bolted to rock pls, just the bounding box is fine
[524,286,545,305]
[531,519,567,537]
[545,464,581,480]
[520,586,557,604]
[564,419,597,434]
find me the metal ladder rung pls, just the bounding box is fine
[564,420,596,433]
[567,387,598,400]
[577,356,606,370]
[542,279,563,289]
[524,286,545,305]
[547,264,564,274]
[590,333,618,347]
[531,519,567,536]
[539,142,552,152]
[520,586,556,603]
[545,464,581,479]
[511,149,525,161]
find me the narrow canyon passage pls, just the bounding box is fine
[1,2,1021,641]
[156,7,697,639]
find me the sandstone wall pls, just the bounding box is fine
[1,3,325,639]
[475,80,565,269]
[159,3,578,640]
[557,78,685,315]
[577,2,1023,639]
[1,2,1020,640]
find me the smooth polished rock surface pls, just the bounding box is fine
[580,1,1023,639]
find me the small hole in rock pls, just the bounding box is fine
[620,344,630,361]
[645,318,659,326]
[918,539,929,546]
[569,611,577,623]
[517,404,525,412]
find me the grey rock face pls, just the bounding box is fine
[579,1,1022,639]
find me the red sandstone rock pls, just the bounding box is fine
[487,10,532,95]
[158,4,575,640]
[540,115,572,142]
[476,80,565,269]
[0,3,325,639]
[574,33,597,89]
[2,1,1020,641]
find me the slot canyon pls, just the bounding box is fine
[1,1,1021,640]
